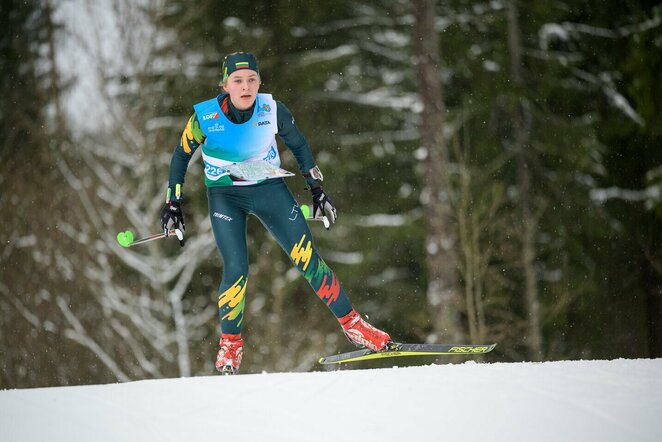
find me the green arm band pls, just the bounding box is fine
[166,184,183,203]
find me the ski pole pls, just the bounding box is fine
[300,204,330,229]
[117,229,184,248]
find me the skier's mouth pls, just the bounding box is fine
[241,94,252,99]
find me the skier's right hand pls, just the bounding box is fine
[160,200,185,246]
[310,185,337,229]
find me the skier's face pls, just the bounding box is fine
[223,70,261,110]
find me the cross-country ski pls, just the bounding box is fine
[319,343,497,364]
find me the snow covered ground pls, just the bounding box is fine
[2,358,661,442]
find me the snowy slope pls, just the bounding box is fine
[2,359,661,442]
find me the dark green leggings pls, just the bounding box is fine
[207,179,353,334]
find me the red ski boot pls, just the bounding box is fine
[215,333,243,375]
[338,310,390,351]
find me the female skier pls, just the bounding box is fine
[160,52,390,374]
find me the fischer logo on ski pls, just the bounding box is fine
[448,346,492,353]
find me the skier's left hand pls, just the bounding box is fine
[310,185,337,229]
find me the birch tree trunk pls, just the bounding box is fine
[507,0,543,361]
[412,0,464,342]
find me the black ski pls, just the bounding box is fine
[318,343,496,365]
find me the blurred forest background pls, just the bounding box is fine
[1,0,660,388]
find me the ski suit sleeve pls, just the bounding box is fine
[167,113,206,201]
[276,101,321,189]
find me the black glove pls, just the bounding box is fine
[160,200,186,246]
[311,186,337,229]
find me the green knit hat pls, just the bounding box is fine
[221,52,260,83]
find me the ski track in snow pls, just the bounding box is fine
[1,359,661,442]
